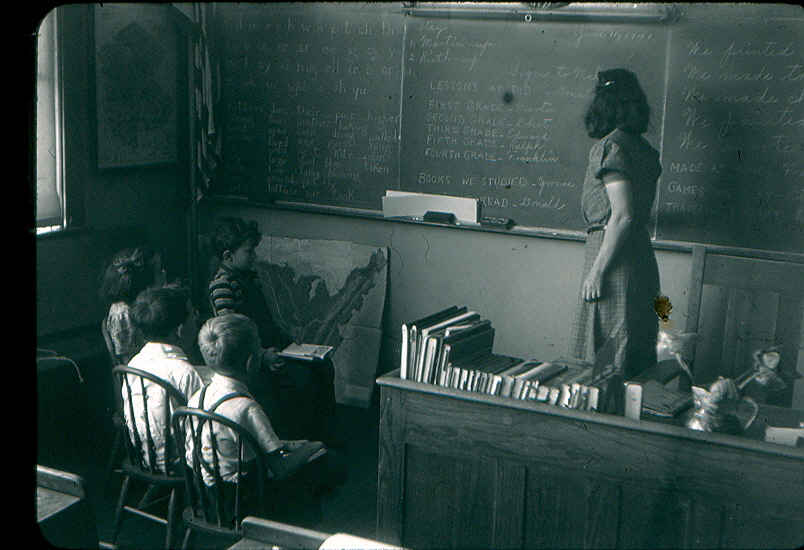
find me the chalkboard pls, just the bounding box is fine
[400,16,668,232]
[216,3,404,209]
[213,3,804,254]
[656,6,804,253]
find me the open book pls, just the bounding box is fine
[279,343,334,361]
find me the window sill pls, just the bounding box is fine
[35,225,92,240]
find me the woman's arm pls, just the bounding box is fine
[582,172,634,302]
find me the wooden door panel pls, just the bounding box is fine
[688,248,804,406]
[618,486,717,549]
[403,444,517,549]
[695,285,781,382]
[524,470,620,549]
[695,285,729,383]
[721,501,804,550]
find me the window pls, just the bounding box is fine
[36,8,65,234]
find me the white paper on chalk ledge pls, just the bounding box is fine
[318,532,404,549]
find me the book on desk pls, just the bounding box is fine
[401,305,464,381]
[417,311,484,385]
[400,306,519,390]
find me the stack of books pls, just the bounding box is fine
[639,379,693,417]
[501,359,596,411]
[492,358,625,412]
[399,308,622,411]
[399,306,519,392]
[494,360,569,401]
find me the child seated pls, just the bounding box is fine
[207,216,341,445]
[100,247,167,365]
[124,285,204,472]
[189,314,347,525]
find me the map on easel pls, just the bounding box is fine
[254,237,388,408]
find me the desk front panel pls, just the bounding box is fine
[377,377,804,549]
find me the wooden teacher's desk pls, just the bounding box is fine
[376,372,804,550]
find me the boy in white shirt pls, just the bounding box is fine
[124,285,204,472]
[188,314,347,526]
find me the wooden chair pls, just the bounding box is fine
[102,318,127,494]
[171,406,276,549]
[685,245,804,407]
[111,365,188,549]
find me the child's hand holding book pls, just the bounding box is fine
[261,347,286,369]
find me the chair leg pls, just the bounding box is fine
[165,488,178,549]
[181,527,192,550]
[111,475,131,544]
[103,430,123,495]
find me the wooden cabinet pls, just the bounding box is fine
[376,372,804,549]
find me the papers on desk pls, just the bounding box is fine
[640,380,693,417]
[765,426,804,447]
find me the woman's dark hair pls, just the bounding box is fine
[584,68,650,139]
[209,217,261,260]
[99,246,159,305]
[130,284,189,341]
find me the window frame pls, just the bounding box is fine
[35,7,66,235]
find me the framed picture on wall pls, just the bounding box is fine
[94,4,178,168]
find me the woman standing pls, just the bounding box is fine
[569,68,662,379]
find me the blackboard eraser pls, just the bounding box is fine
[481,216,515,230]
[423,211,457,225]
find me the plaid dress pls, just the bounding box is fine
[569,129,662,378]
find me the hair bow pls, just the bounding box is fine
[113,249,145,275]
[113,258,129,275]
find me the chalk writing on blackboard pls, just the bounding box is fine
[400,17,668,232]
[214,3,804,253]
[657,16,804,253]
[216,4,404,210]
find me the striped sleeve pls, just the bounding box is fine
[209,270,240,316]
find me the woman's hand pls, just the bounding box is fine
[582,270,604,302]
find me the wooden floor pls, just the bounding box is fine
[37,362,381,550]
